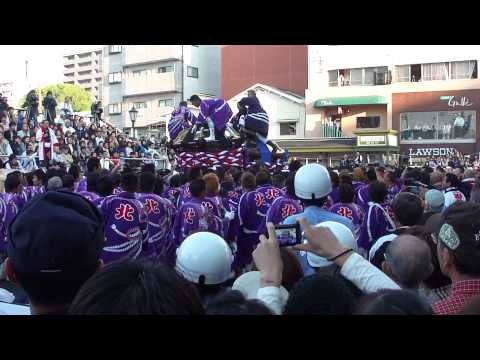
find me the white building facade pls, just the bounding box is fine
[305,45,480,163]
[102,45,221,136]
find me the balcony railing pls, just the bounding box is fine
[319,125,343,138]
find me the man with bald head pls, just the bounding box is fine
[430,171,444,191]
[381,235,433,290]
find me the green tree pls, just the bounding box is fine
[18,83,93,112]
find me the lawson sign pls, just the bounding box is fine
[408,147,459,157]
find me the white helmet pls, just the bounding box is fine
[294,164,332,200]
[306,221,357,268]
[175,232,233,285]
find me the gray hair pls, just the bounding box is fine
[47,176,63,191]
[385,235,433,289]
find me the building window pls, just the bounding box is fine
[280,122,297,136]
[66,55,74,61]
[108,103,122,114]
[356,116,381,129]
[400,111,476,142]
[109,45,122,54]
[422,62,449,81]
[78,79,91,84]
[158,99,174,107]
[158,65,174,73]
[450,60,477,79]
[328,70,338,87]
[78,70,92,76]
[396,64,422,82]
[64,64,74,69]
[78,61,91,67]
[133,102,147,109]
[132,69,147,77]
[78,53,91,59]
[108,72,122,84]
[187,66,199,78]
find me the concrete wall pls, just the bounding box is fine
[183,45,221,99]
[222,45,308,99]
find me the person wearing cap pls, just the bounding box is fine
[100,172,149,264]
[77,172,100,203]
[137,172,176,261]
[188,95,233,143]
[282,164,354,277]
[421,189,445,224]
[168,101,195,143]
[4,191,104,315]
[430,202,480,314]
[46,176,63,191]
[175,231,234,306]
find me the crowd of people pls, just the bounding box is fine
[1,90,480,315]
[0,149,479,315]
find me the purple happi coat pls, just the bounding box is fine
[194,98,233,131]
[100,192,149,264]
[256,185,282,209]
[323,186,340,210]
[168,105,195,141]
[113,187,122,196]
[329,202,365,241]
[352,181,364,194]
[0,192,26,252]
[356,184,371,210]
[258,195,303,235]
[137,192,176,260]
[75,177,87,193]
[92,196,105,209]
[236,190,269,268]
[176,183,192,208]
[161,186,180,207]
[358,202,395,252]
[24,185,45,201]
[78,191,99,203]
[386,183,402,204]
[226,187,242,213]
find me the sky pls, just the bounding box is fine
[0,45,101,105]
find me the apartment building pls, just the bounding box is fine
[63,48,103,101]
[303,45,480,164]
[102,45,221,136]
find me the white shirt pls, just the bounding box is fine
[63,126,76,134]
[454,116,465,127]
[100,158,111,170]
[256,287,287,315]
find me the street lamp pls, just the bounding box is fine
[129,106,138,138]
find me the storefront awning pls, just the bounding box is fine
[314,96,388,108]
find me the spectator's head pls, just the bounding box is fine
[241,172,256,192]
[425,189,445,213]
[294,164,332,208]
[203,173,220,195]
[285,172,296,198]
[338,183,355,204]
[284,274,356,315]
[47,176,63,191]
[62,175,75,192]
[175,232,233,299]
[5,191,104,314]
[141,163,155,174]
[353,167,365,182]
[86,172,100,193]
[453,167,464,180]
[288,160,303,173]
[5,172,23,194]
[355,289,433,315]
[169,174,181,188]
[190,178,206,198]
[188,166,203,182]
[32,169,46,186]
[206,290,272,315]
[121,172,138,193]
[279,248,304,291]
[369,181,388,204]
[69,261,204,315]
[391,192,424,227]
[445,173,461,188]
[86,157,100,173]
[382,235,433,289]
[96,175,115,197]
[384,171,396,185]
[139,171,156,193]
[434,202,480,281]
[272,173,285,189]
[188,95,201,107]
[255,170,271,187]
[329,170,340,187]
[366,167,377,182]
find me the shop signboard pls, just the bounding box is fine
[408,147,458,157]
[357,135,386,146]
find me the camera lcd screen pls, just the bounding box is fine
[274,223,301,247]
